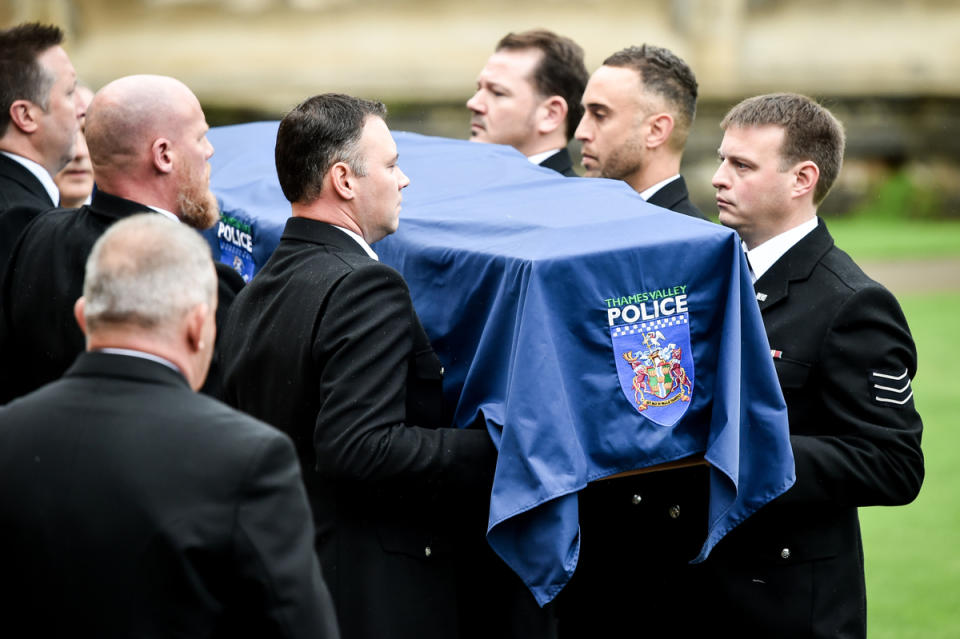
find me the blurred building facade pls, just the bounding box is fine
[4,0,959,215]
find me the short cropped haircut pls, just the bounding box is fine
[82,214,216,334]
[0,23,64,135]
[497,29,588,141]
[603,44,698,150]
[721,93,846,204]
[275,93,387,204]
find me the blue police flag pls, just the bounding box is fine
[206,123,795,606]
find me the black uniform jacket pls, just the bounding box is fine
[0,351,340,639]
[0,189,244,403]
[691,219,924,638]
[539,147,578,177]
[646,174,708,220]
[219,217,496,639]
[0,152,56,277]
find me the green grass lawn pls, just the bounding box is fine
[826,218,960,260]
[860,291,960,637]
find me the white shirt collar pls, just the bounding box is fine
[745,217,819,281]
[146,205,180,222]
[639,174,681,201]
[95,348,184,376]
[0,151,60,206]
[527,148,562,165]
[333,225,378,260]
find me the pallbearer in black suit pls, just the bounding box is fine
[466,33,586,638]
[219,94,496,639]
[0,74,243,403]
[0,214,339,639]
[576,44,707,219]
[0,23,84,272]
[467,29,588,177]
[558,44,710,639]
[692,93,924,637]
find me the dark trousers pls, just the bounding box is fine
[556,464,710,637]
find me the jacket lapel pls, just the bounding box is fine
[281,217,370,256]
[538,148,574,176]
[646,176,686,211]
[86,190,158,222]
[0,153,54,205]
[754,219,834,312]
[67,351,191,389]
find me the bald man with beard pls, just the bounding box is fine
[0,74,243,403]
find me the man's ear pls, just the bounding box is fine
[645,112,675,150]
[73,297,87,335]
[792,161,820,200]
[536,96,568,136]
[151,137,174,175]
[329,162,355,200]
[7,99,40,134]
[184,303,209,354]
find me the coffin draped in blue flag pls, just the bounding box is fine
[205,122,796,607]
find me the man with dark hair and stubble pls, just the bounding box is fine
[218,93,500,639]
[0,22,84,272]
[467,29,587,176]
[556,43,711,639]
[575,44,706,218]
[683,93,924,637]
[0,74,244,403]
[0,214,340,639]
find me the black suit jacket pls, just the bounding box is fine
[0,351,339,638]
[0,152,56,278]
[538,147,577,177]
[647,175,707,220]
[689,220,924,637]
[0,190,244,403]
[219,218,496,639]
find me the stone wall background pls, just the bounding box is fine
[4,0,959,216]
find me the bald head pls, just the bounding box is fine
[85,75,198,174]
[82,75,218,229]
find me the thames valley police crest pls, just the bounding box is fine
[606,286,694,426]
[215,213,256,283]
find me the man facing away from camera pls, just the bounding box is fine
[0,74,244,403]
[0,214,339,639]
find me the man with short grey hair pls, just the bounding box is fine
[0,214,340,639]
[80,215,217,352]
[0,74,244,403]
[0,22,84,271]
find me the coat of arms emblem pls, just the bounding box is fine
[610,315,694,426]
